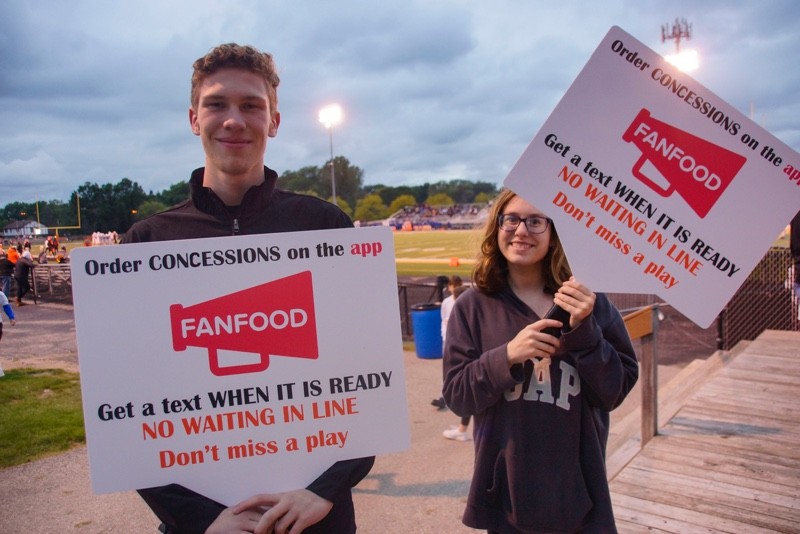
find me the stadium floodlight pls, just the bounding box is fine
[662,17,699,72]
[665,49,699,72]
[318,104,343,205]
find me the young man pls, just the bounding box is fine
[124,43,374,534]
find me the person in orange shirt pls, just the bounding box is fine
[7,246,19,264]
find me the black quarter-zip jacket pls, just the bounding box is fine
[124,166,352,242]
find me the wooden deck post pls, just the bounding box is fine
[622,304,659,445]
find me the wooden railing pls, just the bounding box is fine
[622,304,660,445]
[30,263,73,299]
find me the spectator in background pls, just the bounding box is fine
[56,246,70,263]
[441,283,472,442]
[0,251,13,297]
[432,275,463,411]
[7,245,19,265]
[13,250,35,306]
[0,289,16,343]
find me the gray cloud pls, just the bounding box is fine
[1,0,798,205]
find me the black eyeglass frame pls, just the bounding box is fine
[497,214,552,234]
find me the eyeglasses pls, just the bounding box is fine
[498,214,551,234]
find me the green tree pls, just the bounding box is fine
[354,194,388,222]
[2,202,35,223]
[325,156,363,209]
[475,192,493,203]
[156,182,190,206]
[77,178,147,233]
[35,200,73,228]
[388,194,417,215]
[136,200,169,219]
[279,166,324,197]
[425,192,455,206]
[363,183,430,205]
[329,197,354,219]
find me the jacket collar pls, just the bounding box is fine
[189,166,279,215]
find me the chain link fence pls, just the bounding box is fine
[717,247,798,349]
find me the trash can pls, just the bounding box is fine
[410,303,442,359]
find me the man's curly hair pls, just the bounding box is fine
[191,43,280,114]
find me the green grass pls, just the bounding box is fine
[392,229,481,277]
[0,368,85,468]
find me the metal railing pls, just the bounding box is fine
[11,249,799,348]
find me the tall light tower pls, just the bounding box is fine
[662,17,698,72]
[318,104,343,205]
[661,17,691,53]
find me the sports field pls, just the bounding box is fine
[391,229,481,277]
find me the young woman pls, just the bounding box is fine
[442,189,638,533]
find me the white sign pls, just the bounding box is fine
[505,26,800,328]
[71,226,409,505]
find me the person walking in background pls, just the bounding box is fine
[0,250,13,297]
[440,276,463,342]
[432,275,463,411]
[441,283,473,441]
[442,189,638,532]
[123,43,373,534]
[13,250,34,306]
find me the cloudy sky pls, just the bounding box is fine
[1,0,798,206]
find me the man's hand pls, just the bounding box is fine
[232,489,333,534]
[205,506,264,533]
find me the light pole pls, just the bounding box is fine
[318,104,343,205]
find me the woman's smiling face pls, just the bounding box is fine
[497,195,553,271]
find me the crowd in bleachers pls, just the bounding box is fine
[385,202,490,230]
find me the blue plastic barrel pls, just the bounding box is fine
[411,303,442,359]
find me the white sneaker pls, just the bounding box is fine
[442,426,471,442]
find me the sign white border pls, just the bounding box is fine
[72,226,409,505]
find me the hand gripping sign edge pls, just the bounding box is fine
[622,108,747,218]
[169,271,318,376]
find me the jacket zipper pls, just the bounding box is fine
[232,218,240,235]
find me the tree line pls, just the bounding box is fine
[1,157,499,236]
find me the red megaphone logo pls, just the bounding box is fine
[170,271,318,376]
[622,108,746,218]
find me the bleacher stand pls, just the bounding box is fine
[385,203,490,230]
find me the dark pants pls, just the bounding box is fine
[15,277,30,300]
[0,276,11,297]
